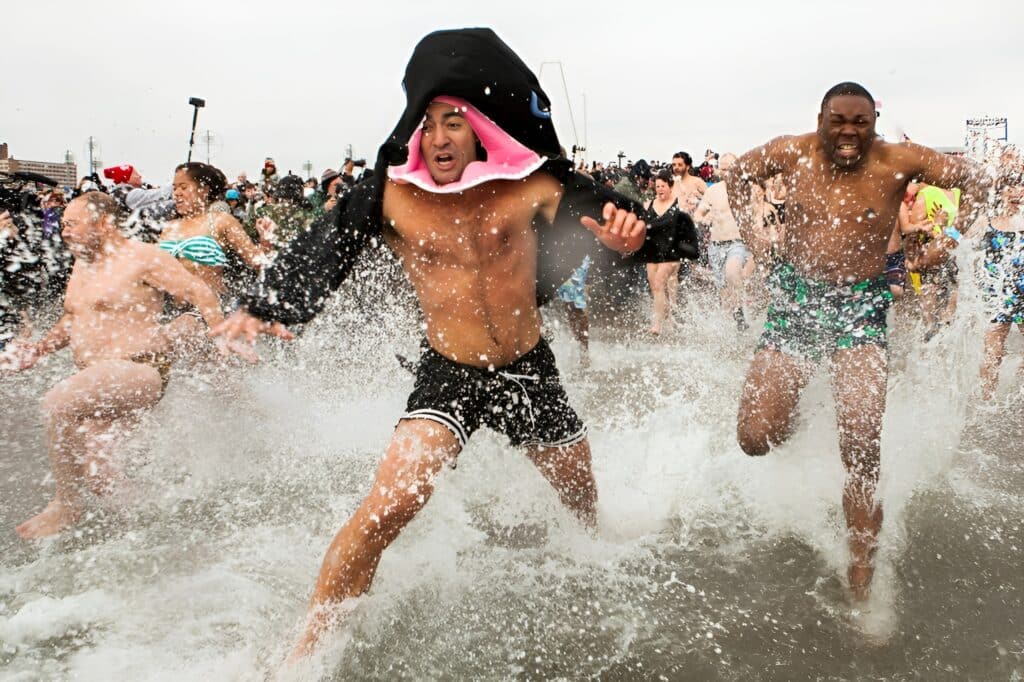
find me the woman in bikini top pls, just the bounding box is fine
[161,162,274,295]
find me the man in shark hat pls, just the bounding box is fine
[212,27,696,656]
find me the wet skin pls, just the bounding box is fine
[724,93,990,600]
[213,101,647,660]
[10,198,231,538]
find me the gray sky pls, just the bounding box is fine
[5,0,1022,185]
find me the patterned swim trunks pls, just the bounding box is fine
[982,227,1024,326]
[556,256,592,311]
[759,262,894,362]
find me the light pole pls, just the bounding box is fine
[538,61,580,152]
[187,96,206,163]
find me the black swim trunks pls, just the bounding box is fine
[401,338,586,449]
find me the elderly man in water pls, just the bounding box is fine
[2,192,249,539]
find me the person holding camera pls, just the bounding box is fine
[339,157,367,187]
[315,168,344,216]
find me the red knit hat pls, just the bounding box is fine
[103,164,135,184]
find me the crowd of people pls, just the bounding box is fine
[1,26,1023,664]
[0,156,377,346]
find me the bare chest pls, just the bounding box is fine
[385,196,536,268]
[163,215,214,240]
[675,176,702,195]
[65,262,157,317]
[784,162,903,241]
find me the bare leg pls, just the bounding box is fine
[293,418,461,659]
[980,323,1011,400]
[919,283,941,338]
[940,284,958,325]
[664,262,681,326]
[829,345,887,601]
[79,415,139,496]
[736,349,814,456]
[16,360,163,539]
[16,419,91,539]
[525,439,597,528]
[723,254,750,328]
[564,303,590,367]
[721,253,744,311]
[647,263,666,334]
[742,253,756,278]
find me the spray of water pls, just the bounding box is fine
[1,247,1022,679]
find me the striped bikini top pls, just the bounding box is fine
[159,234,228,266]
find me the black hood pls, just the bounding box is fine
[375,28,561,177]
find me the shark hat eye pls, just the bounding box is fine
[530,92,551,119]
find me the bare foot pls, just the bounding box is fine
[16,499,80,539]
[288,599,358,663]
[847,529,878,602]
[847,562,874,602]
[288,633,316,664]
[648,326,661,336]
[287,604,332,663]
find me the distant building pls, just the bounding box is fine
[965,117,1009,162]
[0,142,78,188]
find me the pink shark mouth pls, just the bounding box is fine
[388,96,545,193]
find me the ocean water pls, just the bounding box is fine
[1,259,1022,681]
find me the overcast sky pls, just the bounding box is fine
[5,0,1021,185]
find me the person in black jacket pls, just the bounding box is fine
[212,28,696,658]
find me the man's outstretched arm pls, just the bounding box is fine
[547,164,697,262]
[724,136,795,263]
[579,200,646,255]
[911,143,992,231]
[212,179,383,342]
[1,312,71,371]
[141,249,225,329]
[238,179,381,327]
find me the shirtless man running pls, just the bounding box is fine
[693,153,756,328]
[671,151,708,213]
[724,82,988,602]
[3,192,243,538]
[213,29,653,657]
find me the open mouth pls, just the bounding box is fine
[836,142,860,159]
[433,152,456,171]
